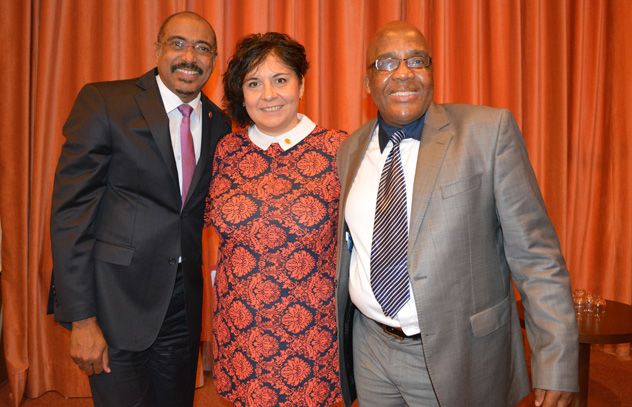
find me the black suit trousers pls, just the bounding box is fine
[88,266,198,407]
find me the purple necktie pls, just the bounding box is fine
[178,104,195,207]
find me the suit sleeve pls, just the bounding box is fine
[50,84,112,323]
[492,110,578,392]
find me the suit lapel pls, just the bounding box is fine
[134,70,180,190]
[409,104,453,248]
[340,120,376,210]
[336,120,375,285]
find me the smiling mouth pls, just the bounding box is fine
[389,90,418,97]
[176,68,200,76]
[171,63,203,77]
[260,105,284,112]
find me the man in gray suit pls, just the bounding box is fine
[336,21,578,406]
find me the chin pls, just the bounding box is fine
[398,110,424,122]
[176,88,198,97]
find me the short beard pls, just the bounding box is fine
[176,88,197,97]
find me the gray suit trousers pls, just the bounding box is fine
[353,312,439,407]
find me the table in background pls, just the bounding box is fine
[518,299,632,407]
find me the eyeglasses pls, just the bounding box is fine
[368,55,432,72]
[164,38,216,56]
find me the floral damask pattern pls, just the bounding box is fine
[221,195,258,224]
[291,195,327,227]
[205,126,346,406]
[285,250,316,281]
[296,150,330,177]
[239,152,270,178]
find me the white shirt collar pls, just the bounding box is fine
[155,74,202,114]
[248,114,316,151]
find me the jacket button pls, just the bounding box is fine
[168,257,176,265]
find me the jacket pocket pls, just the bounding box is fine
[440,173,482,199]
[93,240,135,266]
[469,295,510,337]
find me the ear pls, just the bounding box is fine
[154,42,162,58]
[364,74,371,94]
[210,53,218,72]
[299,79,305,99]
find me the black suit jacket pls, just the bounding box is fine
[50,68,231,351]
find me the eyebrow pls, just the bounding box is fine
[244,72,291,81]
[376,50,430,59]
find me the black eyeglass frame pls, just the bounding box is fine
[367,55,432,72]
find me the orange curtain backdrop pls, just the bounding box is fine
[0,0,32,405]
[1,0,630,404]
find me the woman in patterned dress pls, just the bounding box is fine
[205,32,345,406]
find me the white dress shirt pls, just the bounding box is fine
[156,75,203,264]
[346,124,421,335]
[156,74,202,195]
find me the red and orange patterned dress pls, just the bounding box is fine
[205,125,346,406]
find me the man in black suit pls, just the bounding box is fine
[49,11,230,406]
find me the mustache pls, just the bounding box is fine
[171,62,203,75]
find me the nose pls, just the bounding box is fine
[181,45,196,61]
[262,81,276,100]
[391,60,415,79]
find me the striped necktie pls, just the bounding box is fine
[370,129,410,318]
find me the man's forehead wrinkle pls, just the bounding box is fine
[367,28,427,63]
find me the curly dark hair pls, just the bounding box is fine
[223,32,309,127]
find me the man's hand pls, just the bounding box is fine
[70,317,111,375]
[534,388,574,407]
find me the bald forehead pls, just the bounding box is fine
[158,12,216,44]
[367,22,429,65]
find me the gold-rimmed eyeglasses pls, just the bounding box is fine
[163,38,216,56]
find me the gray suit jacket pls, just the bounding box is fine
[335,103,578,406]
